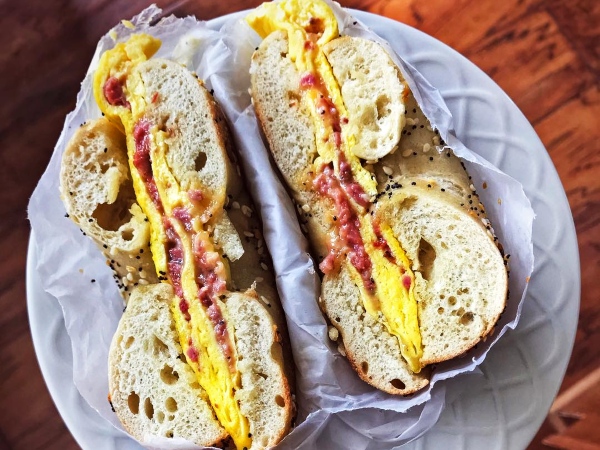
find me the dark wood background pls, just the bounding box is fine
[1,0,598,448]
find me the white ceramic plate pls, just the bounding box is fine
[27,9,579,450]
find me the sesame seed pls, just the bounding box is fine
[126,273,134,282]
[232,201,240,209]
[422,143,431,153]
[402,149,413,158]
[406,117,415,126]
[366,159,378,165]
[258,247,265,255]
[426,125,433,131]
[382,166,393,175]
[126,266,136,273]
[140,270,148,279]
[302,204,311,212]
[260,262,268,271]
[256,277,264,283]
[433,136,441,145]
[243,231,254,237]
[138,279,149,285]
[328,326,339,341]
[241,205,252,217]
[470,184,475,191]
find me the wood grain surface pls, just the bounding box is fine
[1,0,598,448]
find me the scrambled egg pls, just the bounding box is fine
[94,35,251,449]
[248,0,423,372]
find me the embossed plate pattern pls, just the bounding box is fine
[27,10,579,450]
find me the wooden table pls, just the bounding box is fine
[2,0,598,448]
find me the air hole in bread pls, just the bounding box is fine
[335,317,341,322]
[152,336,169,355]
[121,229,134,241]
[128,392,140,414]
[144,397,154,419]
[417,238,436,281]
[124,336,135,349]
[160,365,179,385]
[287,90,301,108]
[189,381,201,390]
[166,430,174,438]
[439,294,445,299]
[157,411,165,424]
[92,199,133,232]
[99,162,111,174]
[361,361,369,374]
[375,96,391,121]
[460,312,474,325]
[91,164,136,231]
[165,397,178,412]
[195,152,207,172]
[275,395,285,407]
[437,307,444,314]
[257,372,268,380]
[458,287,469,295]
[390,379,406,390]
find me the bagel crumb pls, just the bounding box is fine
[328,326,339,342]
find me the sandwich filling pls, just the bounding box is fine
[94,35,252,449]
[248,0,423,372]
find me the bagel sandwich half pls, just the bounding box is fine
[247,0,507,395]
[61,33,295,449]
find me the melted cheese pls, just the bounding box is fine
[248,0,423,372]
[94,35,251,449]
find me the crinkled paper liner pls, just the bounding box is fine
[28,2,534,449]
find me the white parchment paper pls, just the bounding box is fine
[28,3,534,449]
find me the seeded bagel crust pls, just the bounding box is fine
[60,118,158,298]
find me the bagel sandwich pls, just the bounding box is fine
[60,34,294,449]
[246,0,508,395]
